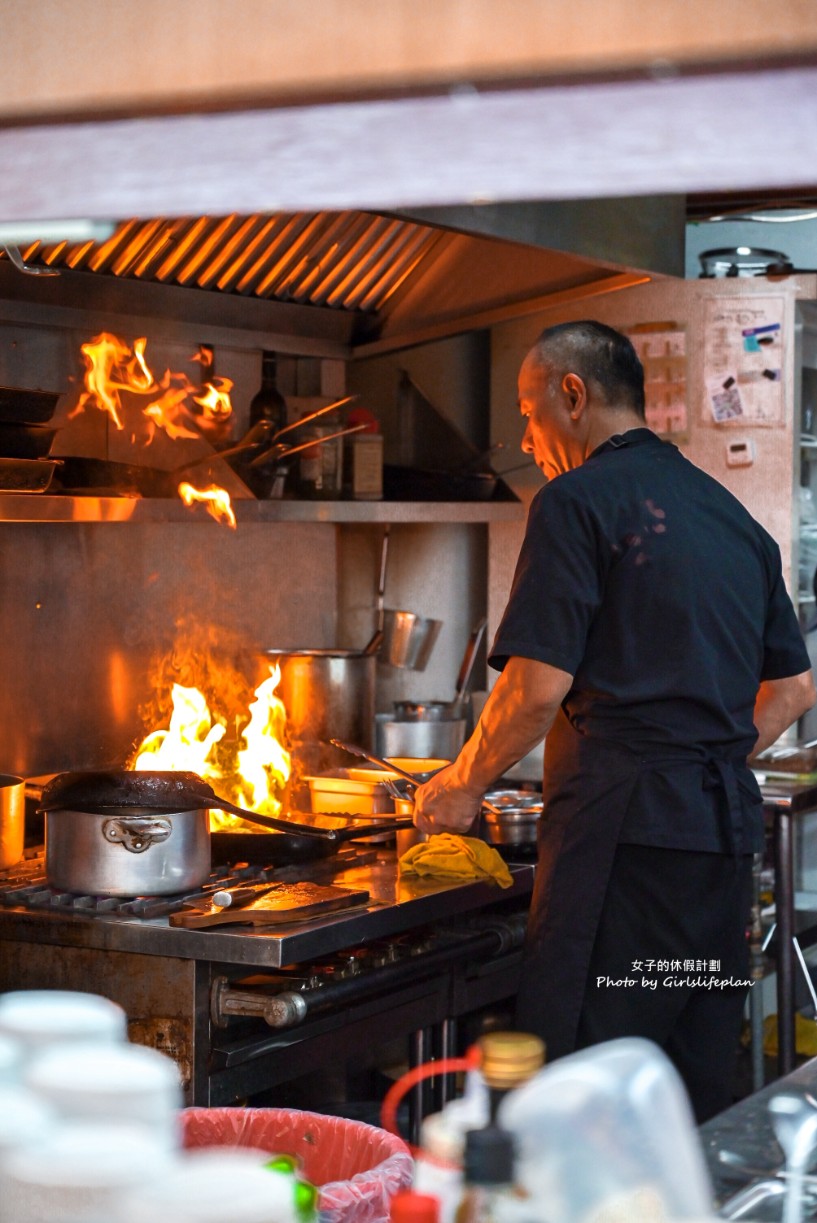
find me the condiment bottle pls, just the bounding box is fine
[390,1189,441,1223]
[249,351,287,434]
[297,412,343,499]
[454,1126,529,1223]
[347,407,384,500]
[479,1031,546,1122]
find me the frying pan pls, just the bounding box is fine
[51,457,181,498]
[0,386,62,425]
[39,770,412,854]
[0,424,59,459]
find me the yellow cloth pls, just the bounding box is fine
[758,1012,817,1058]
[398,833,514,889]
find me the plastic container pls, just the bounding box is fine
[0,1085,56,1169]
[121,1149,308,1223]
[497,1037,715,1223]
[0,991,127,1058]
[180,1106,413,1223]
[2,1120,175,1223]
[0,1034,21,1085]
[24,1040,182,1150]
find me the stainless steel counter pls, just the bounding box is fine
[0,847,534,1112]
[759,777,817,1078]
[0,850,534,967]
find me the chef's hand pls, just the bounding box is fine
[411,764,485,837]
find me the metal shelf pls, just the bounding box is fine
[0,495,525,525]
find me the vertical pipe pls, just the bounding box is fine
[775,808,796,1075]
[749,851,766,1091]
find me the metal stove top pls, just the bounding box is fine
[0,846,535,968]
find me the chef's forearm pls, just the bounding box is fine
[752,669,817,757]
[450,656,573,795]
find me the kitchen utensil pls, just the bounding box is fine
[169,880,370,928]
[480,801,542,847]
[45,805,213,897]
[0,386,62,425]
[392,617,488,722]
[0,457,59,493]
[0,424,58,459]
[381,609,442,670]
[249,422,367,470]
[306,769,397,815]
[211,884,276,908]
[0,774,24,870]
[331,740,504,816]
[768,1092,817,1223]
[259,647,377,798]
[375,714,466,762]
[51,457,181,497]
[40,770,413,895]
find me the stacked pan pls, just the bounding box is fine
[0,386,62,492]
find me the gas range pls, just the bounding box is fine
[0,844,535,1126]
[0,844,374,920]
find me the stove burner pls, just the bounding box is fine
[0,845,375,920]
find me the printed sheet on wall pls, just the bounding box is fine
[702,297,785,427]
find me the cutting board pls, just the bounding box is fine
[169,881,370,929]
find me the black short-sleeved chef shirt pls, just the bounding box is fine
[488,428,810,852]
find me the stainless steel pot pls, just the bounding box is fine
[260,646,377,802]
[45,806,211,897]
[480,792,542,846]
[0,774,24,870]
[375,713,465,761]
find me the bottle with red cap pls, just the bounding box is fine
[391,1190,441,1223]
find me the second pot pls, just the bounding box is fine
[45,806,211,897]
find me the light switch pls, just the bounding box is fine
[726,438,756,467]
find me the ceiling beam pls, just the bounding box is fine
[1,0,816,123]
[1,67,816,224]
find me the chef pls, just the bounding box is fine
[412,319,815,1122]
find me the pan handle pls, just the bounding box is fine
[210,799,413,841]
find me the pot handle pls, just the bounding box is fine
[102,817,172,854]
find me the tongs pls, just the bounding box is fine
[329,739,504,816]
[175,395,361,474]
[248,395,361,468]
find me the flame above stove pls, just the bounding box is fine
[177,481,236,528]
[72,331,232,440]
[132,663,291,828]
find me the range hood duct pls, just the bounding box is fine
[0,198,676,356]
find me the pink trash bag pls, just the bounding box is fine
[180,1106,413,1223]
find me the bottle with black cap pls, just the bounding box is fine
[454,1125,529,1223]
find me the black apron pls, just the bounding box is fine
[515,708,758,1058]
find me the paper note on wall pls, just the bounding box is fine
[624,325,688,439]
[703,297,785,426]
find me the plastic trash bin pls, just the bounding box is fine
[180,1106,413,1223]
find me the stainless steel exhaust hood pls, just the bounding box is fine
[0,196,681,357]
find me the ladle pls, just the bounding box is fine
[768,1092,817,1223]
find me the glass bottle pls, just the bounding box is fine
[454,1126,529,1223]
[249,351,287,434]
[479,1031,546,1122]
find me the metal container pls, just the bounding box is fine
[261,647,376,800]
[306,769,396,814]
[392,795,428,857]
[0,774,24,870]
[375,713,465,761]
[45,806,211,897]
[381,610,442,670]
[480,793,543,847]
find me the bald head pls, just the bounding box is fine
[529,321,646,420]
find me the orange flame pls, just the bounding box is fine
[70,332,232,442]
[177,481,237,528]
[133,664,291,827]
[193,377,234,423]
